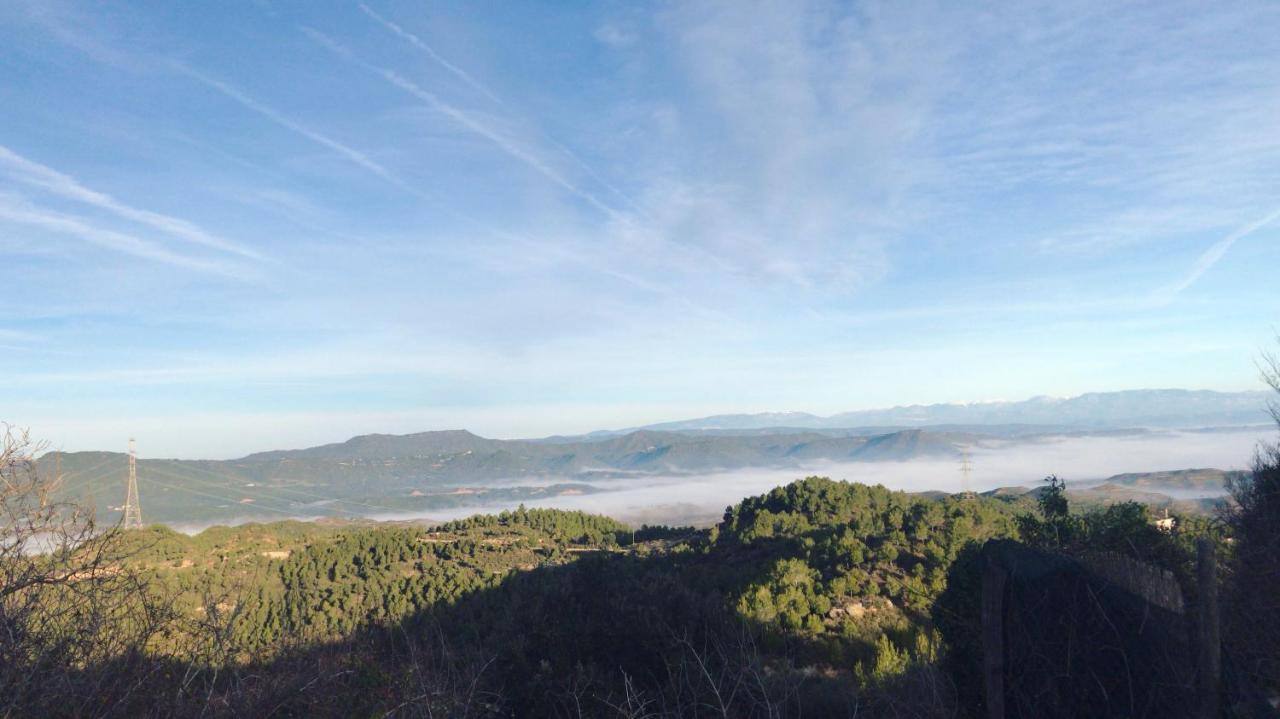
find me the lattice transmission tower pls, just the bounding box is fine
[122,438,143,530]
[959,447,974,496]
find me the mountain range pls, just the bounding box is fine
[45,427,969,522]
[608,388,1271,433]
[37,388,1270,525]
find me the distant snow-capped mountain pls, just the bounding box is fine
[630,389,1271,432]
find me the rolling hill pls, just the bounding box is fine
[42,427,969,524]
[37,387,1269,526]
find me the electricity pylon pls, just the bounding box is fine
[959,447,974,496]
[123,438,143,530]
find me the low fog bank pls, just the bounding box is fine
[164,428,1273,532]
[370,428,1272,526]
[969,429,1265,483]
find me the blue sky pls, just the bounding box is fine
[1,0,1278,457]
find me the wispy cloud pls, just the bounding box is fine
[11,0,138,69]
[0,340,500,388]
[0,328,44,344]
[357,3,501,104]
[924,3,1280,263]
[0,193,240,274]
[593,24,635,49]
[305,22,854,291]
[0,145,264,261]
[179,35,683,305]
[481,229,737,325]
[6,0,1279,458]
[621,0,943,289]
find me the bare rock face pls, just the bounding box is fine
[828,596,892,620]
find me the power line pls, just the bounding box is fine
[55,447,427,522]
[143,461,396,515]
[140,463,325,518]
[55,454,118,482]
[138,475,316,520]
[165,455,427,514]
[141,462,406,520]
[52,454,121,495]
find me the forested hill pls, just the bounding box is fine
[77,479,1033,714]
[41,423,1249,526]
[12,475,1228,717]
[240,428,506,461]
[40,428,970,523]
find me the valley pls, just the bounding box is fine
[41,412,1263,528]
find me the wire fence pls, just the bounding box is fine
[978,539,1274,719]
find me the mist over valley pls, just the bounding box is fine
[42,389,1270,530]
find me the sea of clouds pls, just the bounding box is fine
[363,427,1273,527]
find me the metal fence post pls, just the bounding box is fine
[983,555,1007,719]
[1197,539,1220,719]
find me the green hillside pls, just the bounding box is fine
[39,428,973,524]
[1104,467,1246,490]
[6,473,1231,717]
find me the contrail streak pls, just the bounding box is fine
[356,5,646,213]
[305,29,623,219]
[0,194,238,275]
[381,69,624,217]
[303,28,735,311]
[547,138,645,215]
[357,3,502,105]
[174,63,416,193]
[0,145,264,261]
[1155,205,1280,303]
[357,4,644,212]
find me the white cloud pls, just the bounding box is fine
[593,24,635,48]
[0,328,43,343]
[368,428,1270,526]
[631,0,951,289]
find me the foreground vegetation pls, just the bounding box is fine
[3,411,1278,716]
